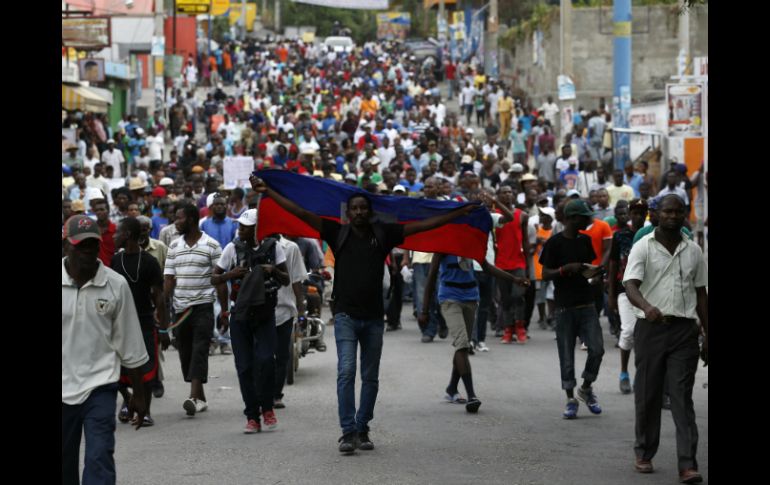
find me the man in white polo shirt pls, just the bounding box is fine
[623,194,708,484]
[163,203,227,418]
[62,215,149,485]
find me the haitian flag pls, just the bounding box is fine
[255,170,492,262]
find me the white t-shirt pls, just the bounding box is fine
[275,237,307,325]
[555,156,578,173]
[540,102,559,123]
[461,86,476,106]
[217,237,287,272]
[473,213,505,271]
[482,144,499,157]
[378,146,396,168]
[84,157,99,173]
[146,135,164,161]
[101,149,125,179]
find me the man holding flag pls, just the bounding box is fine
[250,172,481,455]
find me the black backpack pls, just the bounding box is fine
[231,237,280,320]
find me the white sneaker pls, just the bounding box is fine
[580,343,588,351]
[195,399,208,413]
[183,398,196,416]
[477,341,490,352]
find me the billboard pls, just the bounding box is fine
[376,13,411,40]
[78,58,106,83]
[666,83,704,137]
[62,17,111,50]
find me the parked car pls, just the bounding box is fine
[404,38,444,81]
[323,36,355,53]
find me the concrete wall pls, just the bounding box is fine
[498,4,708,110]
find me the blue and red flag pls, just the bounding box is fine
[255,170,492,261]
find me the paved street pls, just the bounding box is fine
[112,306,708,485]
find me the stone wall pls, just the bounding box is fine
[498,4,708,110]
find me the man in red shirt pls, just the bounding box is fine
[579,212,614,325]
[495,185,532,344]
[445,59,457,100]
[93,199,116,267]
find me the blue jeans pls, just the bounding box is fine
[334,313,385,435]
[412,263,445,337]
[62,383,118,485]
[554,305,605,390]
[230,305,277,420]
[472,271,495,343]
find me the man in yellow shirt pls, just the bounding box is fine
[606,169,636,207]
[474,70,486,90]
[360,92,380,119]
[498,90,515,139]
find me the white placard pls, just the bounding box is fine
[224,156,256,189]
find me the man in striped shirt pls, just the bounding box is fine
[163,204,228,418]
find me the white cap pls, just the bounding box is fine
[465,128,474,134]
[538,207,556,219]
[566,189,581,197]
[206,193,221,207]
[237,208,258,226]
[85,187,105,201]
[159,177,174,186]
[509,163,524,173]
[393,185,406,193]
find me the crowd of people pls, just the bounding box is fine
[62,34,708,485]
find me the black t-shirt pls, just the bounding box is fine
[111,251,163,324]
[539,232,596,308]
[321,220,405,319]
[480,170,501,190]
[609,227,636,294]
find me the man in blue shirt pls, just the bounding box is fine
[321,111,337,134]
[420,252,529,413]
[398,167,424,195]
[624,162,644,197]
[200,194,238,249]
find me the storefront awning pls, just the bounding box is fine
[61,83,112,113]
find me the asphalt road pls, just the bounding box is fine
[110,305,708,485]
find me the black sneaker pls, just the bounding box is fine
[358,431,374,450]
[152,381,165,399]
[338,432,358,454]
[465,397,482,413]
[438,326,449,339]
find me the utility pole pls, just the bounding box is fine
[173,0,177,54]
[488,0,498,78]
[678,0,690,75]
[438,0,446,44]
[241,0,247,40]
[154,0,165,119]
[208,0,212,58]
[612,0,632,170]
[560,0,572,77]
[275,0,281,35]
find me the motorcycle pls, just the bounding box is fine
[286,272,330,385]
